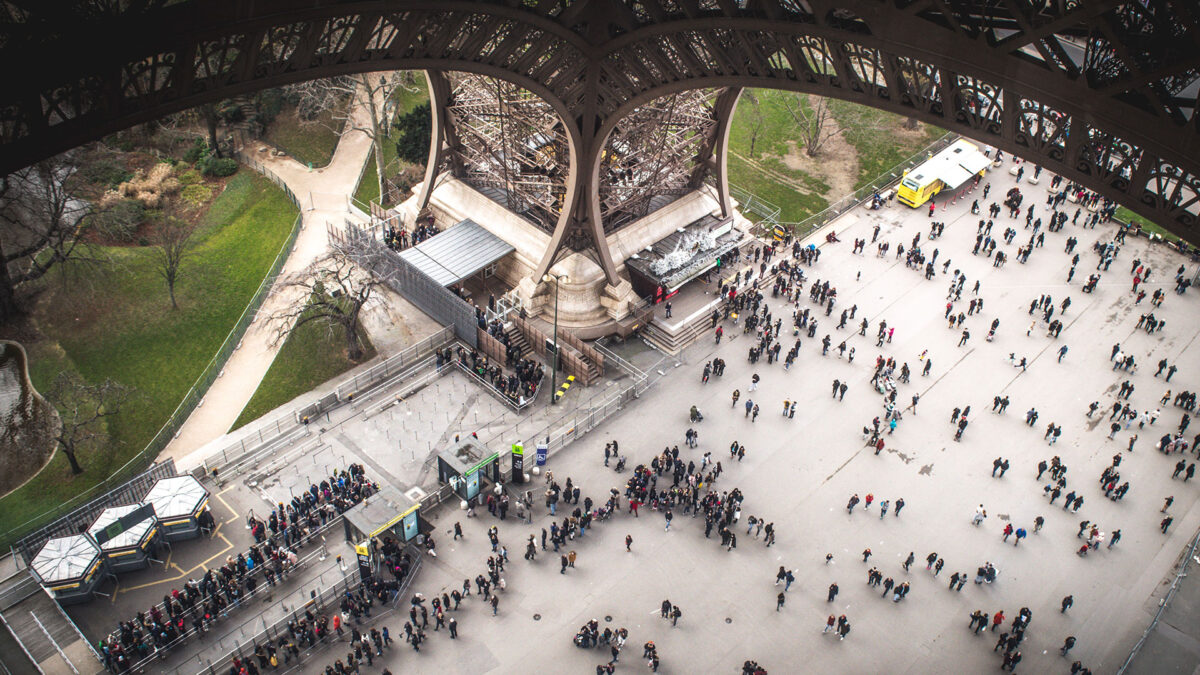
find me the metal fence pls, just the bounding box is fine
[196,548,423,675]
[762,132,958,240]
[201,326,454,476]
[1118,526,1200,674]
[232,145,302,210]
[11,461,177,565]
[729,183,782,223]
[336,221,479,347]
[123,513,351,674]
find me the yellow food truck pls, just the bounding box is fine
[896,139,991,208]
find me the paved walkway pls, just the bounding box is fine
[160,78,389,462]
[269,159,1197,674]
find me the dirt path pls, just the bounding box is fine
[780,103,860,201]
[735,94,862,207]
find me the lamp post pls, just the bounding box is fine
[543,273,564,404]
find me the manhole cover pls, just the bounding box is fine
[605,615,613,622]
[725,617,732,624]
[533,613,541,621]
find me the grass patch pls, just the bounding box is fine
[1113,206,1186,244]
[264,103,343,168]
[729,89,802,160]
[1,172,297,541]
[728,155,829,223]
[231,320,375,430]
[828,99,945,189]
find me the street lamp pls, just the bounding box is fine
[543,273,565,404]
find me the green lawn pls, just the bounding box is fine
[264,103,343,168]
[827,99,945,189]
[726,89,945,224]
[728,89,805,161]
[1,172,298,543]
[232,318,375,430]
[1113,205,1187,244]
[353,73,430,208]
[728,155,829,223]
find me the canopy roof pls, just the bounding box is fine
[31,535,99,584]
[398,219,514,287]
[145,475,208,520]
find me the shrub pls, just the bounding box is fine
[394,101,432,164]
[111,163,181,208]
[91,199,145,242]
[180,183,213,209]
[182,138,207,164]
[200,157,238,177]
[177,169,203,186]
[78,158,133,188]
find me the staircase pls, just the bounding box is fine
[0,574,97,674]
[642,308,716,356]
[505,324,530,361]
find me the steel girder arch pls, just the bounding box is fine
[2,0,1199,243]
[590,16,1200,240]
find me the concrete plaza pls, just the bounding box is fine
[279,160,1199,675]
[70,156,1200,675]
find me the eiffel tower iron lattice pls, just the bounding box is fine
[2,0,1199,275]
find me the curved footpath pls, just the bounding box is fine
[159,84,382,464]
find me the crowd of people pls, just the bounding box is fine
[442,343,544,405]
[101,466,378,673]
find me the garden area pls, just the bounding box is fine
[0,141,298,545]
[353,72,431,208]
[727,89,945,223]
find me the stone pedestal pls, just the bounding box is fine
[414,176,731,332]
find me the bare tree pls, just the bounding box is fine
[46,371,131,475]
[152,209,197,309]
[0,154,99,322]
[264,246,379,361]
[287,74,403,202]
[781,94,841,157]
[745,91,766,158]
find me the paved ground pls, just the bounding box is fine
[269,159,1200,675]
[70,154,1200,675]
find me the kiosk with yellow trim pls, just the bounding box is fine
[342,485,425,580]
[87,503,161,573]
[29,535,107,605]
[144,475,211,541]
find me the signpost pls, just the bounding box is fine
[511,443,525,483]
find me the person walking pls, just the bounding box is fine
[1061,636,1076,657]
[1061,595,1073,613]
[776,592,786,611]
[625,534,633,552]
[827,583,839,602]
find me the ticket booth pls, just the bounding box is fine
[30,535,107,605]
[342,485,425,580]
[88,503,161,573]
[436,439,502,504]
[144,475,211,541]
